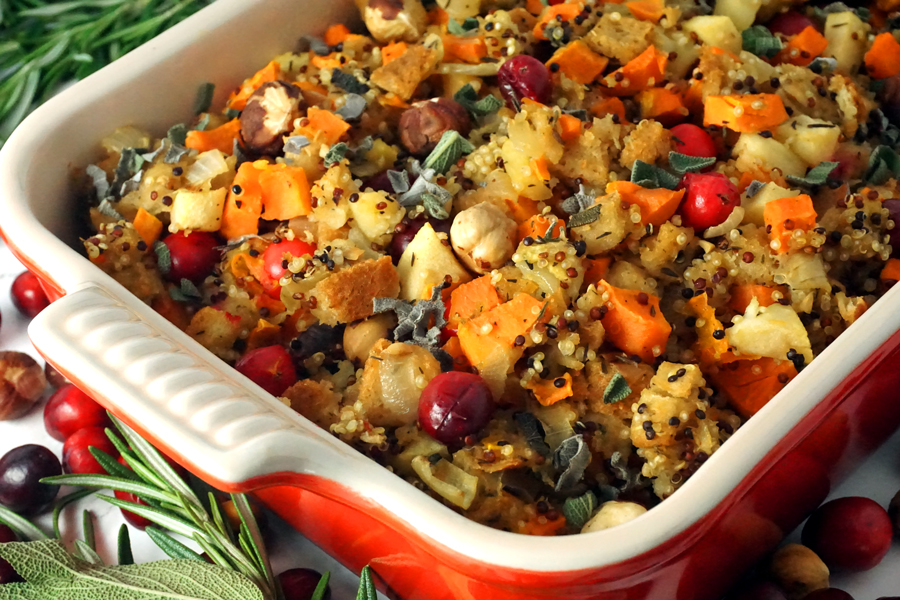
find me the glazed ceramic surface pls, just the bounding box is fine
[2,1,900,598]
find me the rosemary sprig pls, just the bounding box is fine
[0,0,214,146]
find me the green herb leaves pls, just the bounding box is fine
[447,17,479,36]
[568,205,602,228]
[631,160,680,190]
[324,142,350,167]
[552,435,591,492]
[603,372,631,404]
[560,185,596,215]
[669,151,716,174]
[153,241,172,276]
[742,25,782,58]
[786,161,840,188]
[423,130,475,174]
[453,84,503,119]
[0,540,264,600]
[563,491,597,530]
[331,69,370,95]
[194,82,215,115]
[865,145,900,186]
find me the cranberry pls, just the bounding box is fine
[263,239,317,282]
[803,590,854,600]
[162,231,221,284]
[10,271,49,318]
[0,444,61,514]
[882,199,900,258]
[115,488,153,529]
[729,581,788,600]
[278,568,331,600]
[235,345,297,397]
[498,55,552,108]
[62,426,119,475]
[801,496,893,572]
[418,372,495,446]
[767,12,818,37]
[389,216,451,264]
[43,384,110,442]
[0,524,20,584]
[677,172,741,231]
[670,123,717,159]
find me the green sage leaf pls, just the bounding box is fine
[331,69,370,95]
[864,145,900,185]
[153,241,171,276]
[603,372,631,404]
[669,151,716,174]
[421,192,449,220]
[631,160,681,190]
[73,538,102,565]
[563,491,597,530]
[0,539,264,600]
[786,161,839,188]
[568,204,602,228]
[423,130,475,174]
[324,142,349,167]
[742,25,782,58]
[514,412,551,457]
[194,82,215,115]
[453,83,503,118]
[167,123,188,147]
[117,524,133,566]
[447,17,479,36]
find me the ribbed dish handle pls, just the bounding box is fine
[28,284,365,491]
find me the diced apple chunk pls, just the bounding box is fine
[775,115,842,167]
[733,133,807,179]
[714,0,762,31]
[169,188,227,232]
[726,298,813,364]
[824,11,869,74]
[681,16,742,55]
[397,223,471,301]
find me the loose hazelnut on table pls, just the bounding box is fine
[399,99,472,157]
[240,80,306,156]
[0,351,48,420]
[360,0,427,43]
[768,543,829,600]
[450,203,517,274]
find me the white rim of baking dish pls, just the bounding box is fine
[2,0,899,576]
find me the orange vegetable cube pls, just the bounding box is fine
[382,41,408,65]
[447,275,502,328]
[606,181,684,226]
[185,118,242,154]
[557,113,583,143]
[865,33,900,80]
[709,358,797,418]
[582,257,611,287]
[881,258,900,283]
[686,293,729,366]
[626,0,664,22]
[518,213,563,242]
[778,26,829,67]
[442,35,488,64]
[296,107,351,146]
[703,94,789,133]
[458,294,544,368]
[133,208,163,246]
[324,24,351,46]
[259,164,312,221]
[638,87,686,125]
[763,194,817,254]
[546,40,609,85]
[590,96,627,122]
[533,3,584,41]
[525,372,573,406]
[599,280,671,363]
[728,284,786,313]
[603,45,668,96]
[221,161,265,239]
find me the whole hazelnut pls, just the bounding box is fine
[399,99,472,157]
[44,363,70,389]
[769,543,829,600]
[0,352,48,420]
[240,80,305,156]
[450,203,517,274]
[581,501,646,533]
[362,0,427,43]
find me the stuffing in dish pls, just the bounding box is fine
[76,0,900,535]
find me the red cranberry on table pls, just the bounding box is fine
[0,524,20,584]
[278,567,331,600]
[0,444,61,514]
[43,384,110,442]
[263,239,317,282]
[418,372,495,446]
[804,589,854,600]
[677,172,741,231]
[10,271,50,319]
[235,345,297,397]
[498,55,552,108]
[801,496,893,572]
[162,231,221,284]
[670,123,717,159]
[767,12,818,37]
[62,426,119,475]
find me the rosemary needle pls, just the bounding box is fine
[0,0,214,146]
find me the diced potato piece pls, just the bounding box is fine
[714,0,762,31]
[681,16,742,55]
[775,115,842,167]
[169,188,227,232]
[742,182,800,226]
[349,191,405,242]
[733,133,807,179]
[397,223,471,301]
[824,12,869,74]
[726,298,813,364]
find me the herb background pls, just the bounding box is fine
[0,0,898,597]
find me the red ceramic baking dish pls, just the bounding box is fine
[2,1,900,598]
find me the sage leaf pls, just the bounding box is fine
[374,284,448,352]
[0,539,264,600]
[153,241,171,276]
[609,450,645,495]
[744,180,766,198]
[423,130,475,174]
[864,145,900,186]
[552,434,591,491]
[324,142,349,167]
[631,160,680,190]
[603,372,631,404]
[336,93,367,120]
[786,161,839,188]
[560,185,595,215]
[97,199,124,220]
[74,539,102,565]
[514,412,551,457]
[118,524,133,566]
[85,165,109,201]
[167,123,188,146]
[453,83,503,118]
[447,17,479,36]
[421,192,449,220]
[742,25,782,58]
[387,169,411,193]
[194,82,215,115]
[284,135,311,155]
[331,69,370,95]
[568,204,602,228]
[194,113,211,132]
[669,151,716,174]
[356,565,377,600]
[563,491,597,530]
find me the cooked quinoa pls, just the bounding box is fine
[78,0,900,535]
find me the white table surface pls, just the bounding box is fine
[0,239,897,599]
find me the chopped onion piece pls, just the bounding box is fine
[186,149,229,185]
[101,126,152,155]
[703,206,745,239]
[411,456,478,509]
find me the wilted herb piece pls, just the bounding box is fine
[453,83,504,118]
[563,108,589,122]
[153,241,171,276]
[387,170,411,193]
[568,204,602,228]
[809,57,837,73]
[283,136,311,155]
[169,278,202,303]
[669,151,716,174]
[193,113,211,132]
[603,372,631,404]
[561,185,596,215]
[421,193,449,220]
[423,130,475,174]
[553,434,591,491]
[324,142,350,167]
[865,145,900,185]
[225,108,241,120]
[109,148,145,199]
[167,123,188,147]
[744,180,766,198]
[631,160,680,190]
[331,69,370,95]
[786,161,840,188]
[373,283,448,351]
[97,200,124,221]
[302,35,331,56]
[447,17,479,36]
[538,218,561,243]
[742,25,782,59]
[85,165,110,202]
[336,94,367,120]
[194,82,215,115]
[397,167,453,212]
[563,491,598,530]
[514,412,551,457]
[609,450,644,496]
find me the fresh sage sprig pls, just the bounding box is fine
[0,0,215,146]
